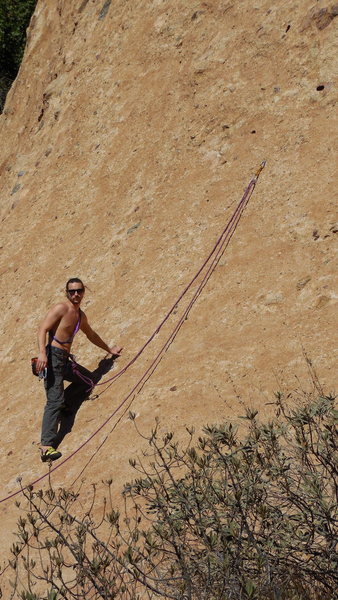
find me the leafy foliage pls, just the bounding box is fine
[0,0,37,109]
[5,392,338,599]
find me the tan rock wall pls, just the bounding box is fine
[0,0,337,581]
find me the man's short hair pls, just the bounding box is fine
[66,277,84,290]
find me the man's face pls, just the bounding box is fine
[66,283,85,305]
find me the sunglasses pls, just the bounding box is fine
[67,288,84,295]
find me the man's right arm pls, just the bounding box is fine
[36,304,65,371]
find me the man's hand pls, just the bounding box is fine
[108,345,123,358]
[36,352,48,373]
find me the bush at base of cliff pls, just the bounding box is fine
[7,392,338,600]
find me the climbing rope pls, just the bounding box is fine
[0,161,266,505]
[76,160,267,398]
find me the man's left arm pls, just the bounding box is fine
[81,313,122,356]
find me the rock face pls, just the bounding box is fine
[0,0,336,577]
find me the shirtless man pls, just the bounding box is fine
[37,277,122,463]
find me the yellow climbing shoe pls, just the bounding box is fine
[40,447,62,463]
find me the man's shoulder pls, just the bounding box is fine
[79,308,88,321]
[50,302,69,315]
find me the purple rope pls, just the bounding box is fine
[93,171,258,391]
[93,171,258,397]
[70,359,95,392]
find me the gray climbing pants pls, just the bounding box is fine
[40,345,92,447]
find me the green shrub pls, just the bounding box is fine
[6,392,338,599]
[0,0,37,110]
